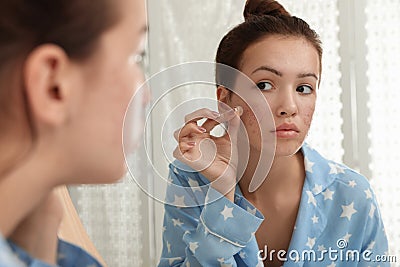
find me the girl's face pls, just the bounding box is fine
[65,0,148,183]
[220,35,320,157]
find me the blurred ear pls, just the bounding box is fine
[23,44,71,128]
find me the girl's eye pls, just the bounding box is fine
[296,85,313,94]
[256,81,273,91]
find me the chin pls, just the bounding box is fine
[89,161,127,184]
[274,139,303,157]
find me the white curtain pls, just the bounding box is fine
[365,0,400,260]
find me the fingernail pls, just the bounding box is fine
[199,127,207,133]
[188,142,196,146]
[234,106,243,116]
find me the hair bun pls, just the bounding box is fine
[243,0,291,21]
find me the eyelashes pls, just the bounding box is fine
[255,81,314,94]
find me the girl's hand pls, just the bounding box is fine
[173,106,243,202]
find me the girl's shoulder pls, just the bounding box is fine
[303,143,379,212]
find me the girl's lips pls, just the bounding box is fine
[275,122,300,132]
[272,122,300,138]
[274,129,300,138]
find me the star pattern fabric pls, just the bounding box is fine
[6,238,103,267]
[158,143,389,266]
[0,234,26,267]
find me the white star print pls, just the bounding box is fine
[239,251,246,258]
[172,218,184,227]
[348,180,357,188]
[168,257,182,265]
[173,167,179,174]
[369,203,376,218]
[186,261,190,267]
[189,242,199,254]
[318,245,326,251]
[172,195,186,206]
[365,188,372,199]
[340,202,357,220]
[367,241,376,250]
[221,263,233,267]
[188,178,202,192]
[342,233,352,242]
[217,258,225,263]
[306,191,317,206]
[322,188,335,200]
[329,163,345,174]
[305,157,315,173]
[313,184,323,194]
[246,206,257,216]
[220,205,234,221]
[311,215,319,224]
[162,226,166,233]
[306,237,316,249]
[327,262,336,267]
[167,241,171,253]
[184,230,190,235]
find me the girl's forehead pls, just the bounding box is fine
[240,37,320,76]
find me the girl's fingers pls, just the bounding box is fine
[201,106,243,134]
[184,108,220,124]
[174,106,242,149]
[173,122,205,141]
[179,141,196,152]
[201,107,239,132]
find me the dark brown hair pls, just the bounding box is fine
[0,0,120,116]
[0,0,120,175]
[0,0,119,65]
[216,0,322,87]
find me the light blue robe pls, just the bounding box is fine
[158,143,390,266]
[0,235,102,267]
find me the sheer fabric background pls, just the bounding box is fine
[68,1,400,266]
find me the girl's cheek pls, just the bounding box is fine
[302,106,315,129]
[241,105,260,136]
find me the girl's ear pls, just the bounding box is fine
[216,86,230,103]
[23,44,72,128]
[216,86,232,113]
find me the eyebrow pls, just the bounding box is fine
[252,66,282,76]
[251,65,319,81]
[297,72,319,81]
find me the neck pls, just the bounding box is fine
[239,147,305,201]
[0,128,32,178]
[0,140,61,237]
